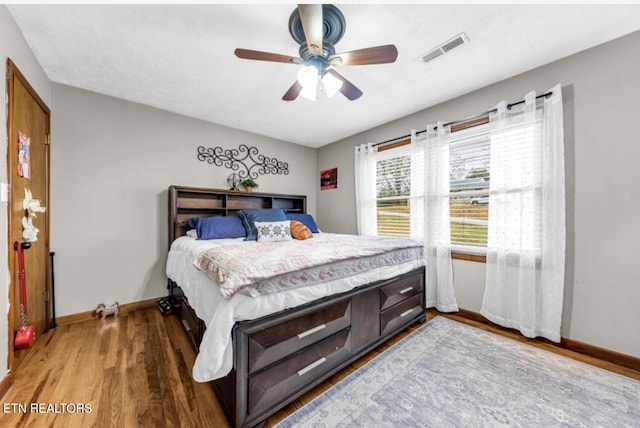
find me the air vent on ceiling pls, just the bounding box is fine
[421,32,469,63]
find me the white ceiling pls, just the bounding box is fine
[7,3,640,148]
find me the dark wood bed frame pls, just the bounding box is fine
[167,185,426,428]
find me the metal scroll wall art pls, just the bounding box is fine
[197,144,289,179]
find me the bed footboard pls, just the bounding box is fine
[176,266,425,428]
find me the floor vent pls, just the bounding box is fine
[421,32,469,63]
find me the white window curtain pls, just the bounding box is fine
[409,130,425,240]
[354,143,378,236]
[480,84,565,342]
[418,123,459,312]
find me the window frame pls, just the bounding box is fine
[376,116,490,263]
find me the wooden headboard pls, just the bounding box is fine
[168,185,307,243]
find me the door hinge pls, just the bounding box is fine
[44,134,51,146]
[44,290,50,302]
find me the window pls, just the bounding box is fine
[375,145,411,237]
[374,124,491,253]
[449,123,490,251]
[365,91,560,267]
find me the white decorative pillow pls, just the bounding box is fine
[254,220,292,242]
[186,229,198,238]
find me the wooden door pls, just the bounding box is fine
[6,59,51,371]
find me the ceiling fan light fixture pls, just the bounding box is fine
[322,71,343,98]
[300,85,318,101]
[236,4,398,102]
[297,65,319,89]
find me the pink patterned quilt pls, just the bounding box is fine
[194,233,424,298]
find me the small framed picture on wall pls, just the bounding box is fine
[320,167,338,190]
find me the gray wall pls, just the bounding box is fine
[0,5,52,378]
[317,30,640,359]
[50,84,317,316]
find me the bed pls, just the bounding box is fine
[166,185,426,428]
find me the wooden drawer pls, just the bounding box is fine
[380,272,424,311]
[380,293,424,336]
[178,297,202,351]
[248,299,351,373]
[248,328,351,416]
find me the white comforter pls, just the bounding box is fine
[166,233,426,382]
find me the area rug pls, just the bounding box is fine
[275,316,640,427]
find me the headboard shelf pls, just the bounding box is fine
[176,197,225,210]
[227,195,268,210]
[168,185,307,242]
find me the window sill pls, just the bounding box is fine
[451,251,486,263]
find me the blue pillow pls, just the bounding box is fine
[187,216,247,240]
[238,208,287,241]
[285,213,319,233]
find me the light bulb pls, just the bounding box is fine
[300,84,318,101]
[298,65,319,101]
[298,65,319,89]
[322,71,343,98]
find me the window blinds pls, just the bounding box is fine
[448,125,490,248]
[374,126,491,245]
[375,144,412,237]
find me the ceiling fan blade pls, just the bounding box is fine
[329,45,398,66]
[235,48,301,64]
[282,80,303,101]
[326,69,363,101]
[298,4,323,55]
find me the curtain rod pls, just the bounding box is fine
[373,91,553,147]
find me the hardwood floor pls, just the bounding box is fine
[1,308,638,428]
[0,309,224,428]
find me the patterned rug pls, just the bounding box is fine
[275,316,640,427]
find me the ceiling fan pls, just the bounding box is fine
[234,4,398,101]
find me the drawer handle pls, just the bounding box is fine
[181,319,191,332]
[297,357,327,377]
[400,287,414,294]
[297,324,326,339]
[400,308,414,318]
